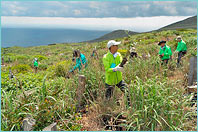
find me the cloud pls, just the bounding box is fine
[1,1,197,18]
[2,16,191,32]
[73,10,81,16]
[164,6,177,15]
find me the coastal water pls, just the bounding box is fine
[1,27,109,47]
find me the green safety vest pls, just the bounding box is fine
[176,40,187,52]
[103,51,123,85]
[159,45,172,60]
[34,61,38,67]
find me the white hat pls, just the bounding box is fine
[107,40,121,48]
[176,36,182,40]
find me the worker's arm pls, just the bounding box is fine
[103,57,114,73]
[73,63,80,70]
[159,48,162,55]
[80,54,87,65]
[73,59,81,70]
[120,54,123,63]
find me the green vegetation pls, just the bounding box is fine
[158,16,197,31]
[88,30,138,43]
[1,29,197,131]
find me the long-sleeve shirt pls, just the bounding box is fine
[73,53,87,71]
[176,40,187,52]
[159,45,172,60]
[103,51,123,85]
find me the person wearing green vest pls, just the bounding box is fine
[158,40,172,65]
[103,40,130,106]
[33,58,38,73]
[175,36,187,67]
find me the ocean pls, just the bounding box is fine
[1,27,109,47]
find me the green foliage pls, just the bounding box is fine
[54,60,72,77]
[176,28,189,31]
[186,37,197,47]
[117,49,128,56]
[34,55,47,61]
[127,77,186,131]
[39,63,48,70]
[1,73,82,131]
[16,55,29,61]
[11,64,31,73]
[1,72,16,91]
[1,29,197,131]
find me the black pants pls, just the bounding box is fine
[177,51,186,66]
[105,80,130,105]
[161,59,169,65]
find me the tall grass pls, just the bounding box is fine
[127,76,185,131]
[1,29,197,131]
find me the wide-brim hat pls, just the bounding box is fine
[176,36,182,40]
[158,40,166,45]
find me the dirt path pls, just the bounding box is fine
[77,110,103,131]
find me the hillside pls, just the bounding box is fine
[1,29,197,131]
[88,16,197,43]
[87,30,138,43]
[158,15,197,31]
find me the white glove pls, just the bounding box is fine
[113,65,124,72]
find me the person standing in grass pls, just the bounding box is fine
[70,50,88,73]
[91,47,99,59]
[175,36,187,67]
[158,40,172,65]
[103,40,130,106]
[33,58,38,73]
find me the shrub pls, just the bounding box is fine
[54,60,72,77]
[16,55,29,60]
[3,56,15,63]
[176,28,189,31]
[186,37,197,47]
[34,55,47,61]
[11,64,31,73]
[39,64,48,70]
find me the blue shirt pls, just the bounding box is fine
[73,53,87,71]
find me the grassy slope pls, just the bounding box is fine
[87,30,138,43]
[87,16,197,43]
[158,16,197,31]
[1,29,197,131]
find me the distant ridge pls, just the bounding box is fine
[87,16,197,43]
[87,30,138,43]
[157,15,197,31]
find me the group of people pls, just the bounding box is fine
[102,36,187,106]
[32,36,187,106]
[33,49,91,75]
[158,36,187,66]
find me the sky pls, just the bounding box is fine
[1,1,197,32]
